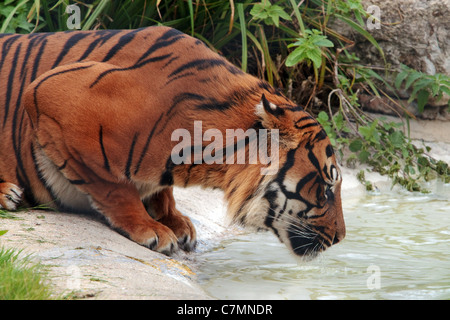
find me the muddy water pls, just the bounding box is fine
[196,184,450,299]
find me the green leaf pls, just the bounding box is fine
[388,131,404,147]
[317,111,329,122]
[250,2,291,27]
[285,46,307,67]
[404,72,423,90]
[395,69,409,89]
[306,48,323,69]
[0,230,7,237]
[358,150,370,163]
[349,139,363,152]
[417,89,430,113]
[250,3,268,20]
[313,37,334,48]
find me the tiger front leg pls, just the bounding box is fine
[145,187,197,251]
[83,179,179,255]
[0,182,23,211]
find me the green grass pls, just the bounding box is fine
[0,246,54,300]
[0,209,20,219]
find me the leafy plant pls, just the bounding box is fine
[250,0,291,28]
[395,64,450,112]
[286,29,334,70]
[0,0,34,33]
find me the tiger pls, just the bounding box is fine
[0,26,345,257]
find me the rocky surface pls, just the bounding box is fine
[334,0,450,118]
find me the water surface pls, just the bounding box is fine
[197,184,450,299]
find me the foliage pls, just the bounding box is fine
[0,0,449,191]
[250,0,291,28]
[395,64,450,113]
[286,29,334,70]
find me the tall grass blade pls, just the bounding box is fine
[237,3,247,72]
[187,0,194,36]
[82,0,110,30]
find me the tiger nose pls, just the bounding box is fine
[332,226,346,245]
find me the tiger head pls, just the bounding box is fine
[229,94,345,259]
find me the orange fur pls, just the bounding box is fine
[0,26,344,257]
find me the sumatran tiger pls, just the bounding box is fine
[0,26,345,257]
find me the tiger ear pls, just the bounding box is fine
[255,94,284,120]
[255,94,299,149]
[261,93,284,116]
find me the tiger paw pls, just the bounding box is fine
[131,222,180,256]
[0,182,23,211]
[158,212,197,252]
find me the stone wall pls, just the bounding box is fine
[334,0,450,119]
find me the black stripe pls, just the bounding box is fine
[51,33,91,68]
[20,36,37,80]
[68,179,87,185]
[295,115,314,123]
[274,147,316,210]
[4,43,22,128]
[307,149,321,173]
[323,164,331,181]
[295,171,317,194]
[0,35,21,74]
[158,27,184,41]
[136,29,184,65]
[263,189,280,237]
[196,99,232,111]
[89,53,172,88]
[16,170,37,206]
[102,29,141,62]
[325,144,334,157]
[161,56,179,70]
[78,29,121,61]
[160,156,176,186]
[167,92,205,117]
[308,129,328,145]
[11,69,28,186]
[311,225,333,246]
[134,113,164,175]
[58,160,68,170]
[125,133,139,180]
[30,39,47,82]
[160,170,174,186]
[168,58,243,79]
[295,122,319,130]
[19,34,47,80]
[0,34,13,39]
[165,72,196,85]
[308,208,329,220]
[99,126,111,172]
